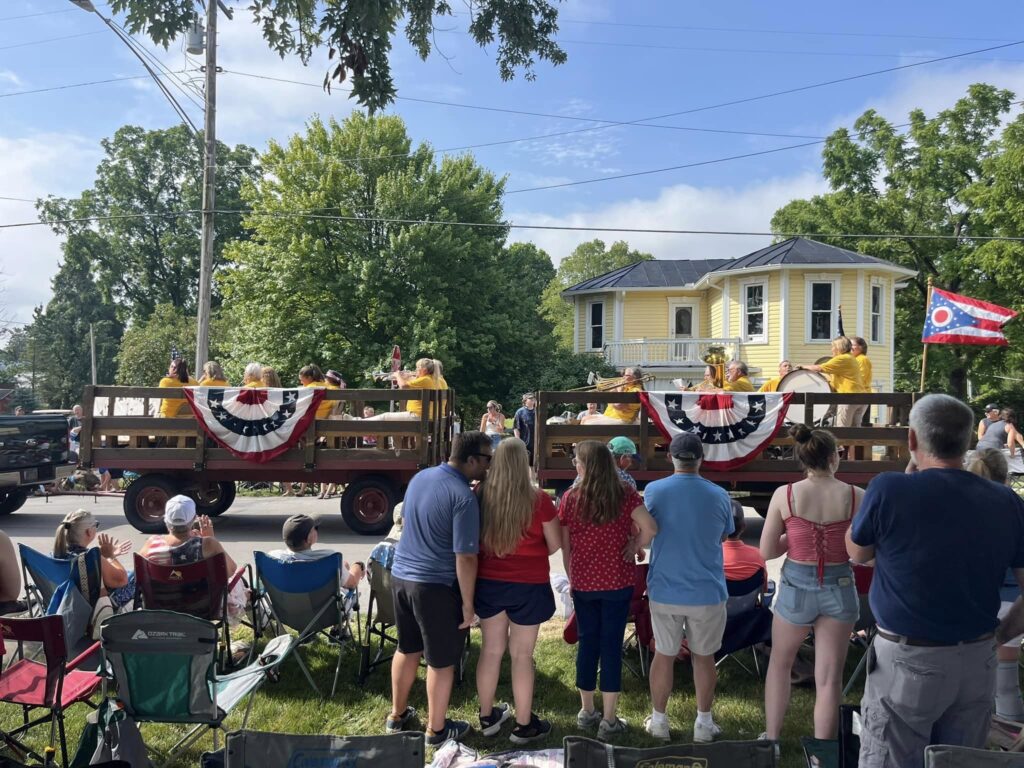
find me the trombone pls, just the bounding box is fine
[569,372,655,392]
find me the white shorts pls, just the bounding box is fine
[650,601,727,657]
[998,601,1023,649]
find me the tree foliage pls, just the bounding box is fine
[39,125,259,324]
[110,0,566,112]
[115,304,229,387]
[220,113,556,415]
[540,239,653,350]
[770,84,1023,397]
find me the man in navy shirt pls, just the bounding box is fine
[513,393,537,464]
[848,394,1024,768]
[387,431,494,746]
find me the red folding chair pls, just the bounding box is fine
[0,614,102,768]
[133,552,257,669]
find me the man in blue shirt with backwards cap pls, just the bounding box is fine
[848,394,1024,768]
[387,431,494,746]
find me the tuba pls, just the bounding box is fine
[702,345,728,389]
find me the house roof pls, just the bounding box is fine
[563,237,914,294]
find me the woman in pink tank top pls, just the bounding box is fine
[758,424,864,750]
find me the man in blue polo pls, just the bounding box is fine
[386,431,494,746]
[848,394,1024,768]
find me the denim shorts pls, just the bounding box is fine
[772,560,859,626]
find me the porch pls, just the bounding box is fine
[603,337,744,368]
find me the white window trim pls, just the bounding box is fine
[869,278,884,345]
[804,273,841,344]
[667,298,700,339]
[573,299,580,353]
[586,299,605,351]
[740,278,769,345]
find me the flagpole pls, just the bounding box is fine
[920,276,934,392]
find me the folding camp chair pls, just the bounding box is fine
[133,552,258,669]
[206,730,424,768]
[843,563,876,697]
[99,610,294,768]
[19,545,101,619]
[799,704,861,768]
[716,571,774,677]
[359,540,398,685]
[621,564,653,678]
[0,614,103,768]
[563,735,777,767]
[924,744,1024,767]
[253,551,358,697]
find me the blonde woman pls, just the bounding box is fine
[198,361,229,387]
[364,358,442,421]
[800,337,867,427]
[475,438,561,743]
[260,366,282,388]
[53,509,134,609]
[480,401,505,450]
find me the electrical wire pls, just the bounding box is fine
[0,71,191,99]
[0,195,37,203]
[106,19,205,113]
[0,31,103,51]
[0,10,76,22]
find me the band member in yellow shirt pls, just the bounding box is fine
[580,366,646,424]
[241,362,263,388]
[800,336,867,426]
[198,361,229,387]
[851,337,872,391]
[361,358,442,421]
[758,360,793,393]
[299,364,335,421]
[722,360,755,392]
[158,358,198,417]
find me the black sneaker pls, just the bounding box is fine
[510,713,552,745]
[385,707,417,734]
[425,718,471,746]
[478,702,511,736]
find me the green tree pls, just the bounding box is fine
[31,253,123,408]
[38,125,259,323]
[111,0,566,112]
[770,84,1021,396]
[115,304,229,386]
[540,239,653,350]
[221,113,553,415]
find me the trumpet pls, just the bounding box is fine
[570,372,655,392]
[368,369,415,383]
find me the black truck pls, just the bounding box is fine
[0,414,76,515]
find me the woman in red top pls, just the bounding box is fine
[559,440,657,741]
[475,438,561,744]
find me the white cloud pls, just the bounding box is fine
[508,172,828,263]
[0,70,23,89]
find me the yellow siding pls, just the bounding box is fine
[620,290,704,339]
[708,287,723,337]
[576,293,615,352]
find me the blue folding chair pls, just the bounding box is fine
[253,552,358,697]
[19,545,102,618]
[716,570,774,677]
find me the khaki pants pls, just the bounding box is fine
[859,634,996,768]
[837,403,868,428]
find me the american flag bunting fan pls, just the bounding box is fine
[640,391,793,471]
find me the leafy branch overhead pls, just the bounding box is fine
[109,0,567,111]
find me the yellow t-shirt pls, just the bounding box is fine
[304,381,335,420]
[819,353,866,393]
[243,381,262,388]
[198,377,229,387]
[856,355,873,391]
[602,381,643,423]
[158,377,198,418]
[723,376,755,392]
[758,377,782,393]
[404,375,437,417]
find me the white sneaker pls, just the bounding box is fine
[643,715,670,741]
[693,719,721,743]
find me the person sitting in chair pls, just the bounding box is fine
[758,361,793,393]
[267,514,364,590]
[721,360,754,392]
[580,367,646,425]
[722,500,766,589]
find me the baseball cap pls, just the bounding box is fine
[164,495,197,528]
[986,403,1000,412]
[283,514,318,549]
[608,436,642,463]
[669,432,703,461]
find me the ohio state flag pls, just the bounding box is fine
[922,287,1017,346]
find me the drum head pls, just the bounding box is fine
[778,369,833,424]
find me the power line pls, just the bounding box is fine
[0,31,103,52]
[0,195,36,203]
[4,206,1024,242]
[0,9,76,22]
[0,71,189,99]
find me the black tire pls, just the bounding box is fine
[124,474,180,533]
[0,488,28,516]
[340,476,399,536]
[187,481,236,517]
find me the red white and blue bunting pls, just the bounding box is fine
[183,387,325,463]
[639,391,793,471]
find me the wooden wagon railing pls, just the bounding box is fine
[534,390,920,511]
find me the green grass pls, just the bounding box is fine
[1,619,867,768]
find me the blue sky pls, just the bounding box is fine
[2,0,1023,325]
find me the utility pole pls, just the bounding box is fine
[89,323,97,385]
[194,0,218,375]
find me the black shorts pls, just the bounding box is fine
[391,576,467,668]
[474,578,555,626]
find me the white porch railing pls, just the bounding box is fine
[603,337,744,368]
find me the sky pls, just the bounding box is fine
[1,0,1024,327]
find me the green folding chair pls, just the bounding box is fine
[99,610,294,768]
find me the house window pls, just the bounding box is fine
[870,284,883,343]
[742,281,767,342]
[809,282,834,341]
[588,301,604,350]
[674,306,693,337]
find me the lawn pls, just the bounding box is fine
[0,619,867,768]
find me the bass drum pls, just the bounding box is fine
[777,369,833,425]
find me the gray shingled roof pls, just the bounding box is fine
[563,238,906,293]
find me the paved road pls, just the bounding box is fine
[2,492,781,605]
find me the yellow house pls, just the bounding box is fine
[563,237,918,392]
